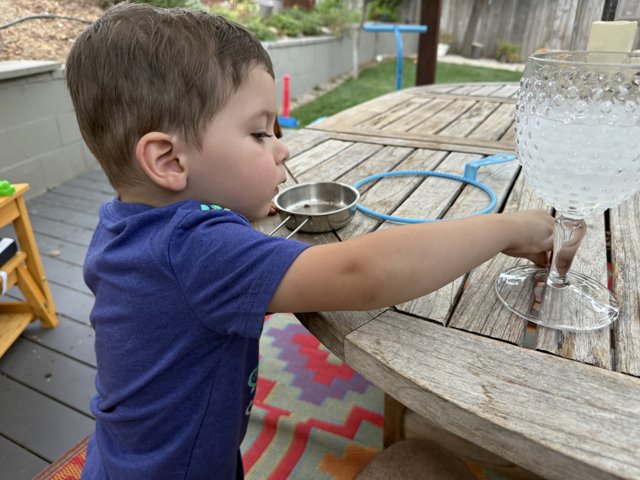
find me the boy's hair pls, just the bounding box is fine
[66,2,274,189]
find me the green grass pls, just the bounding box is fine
[289,59,523,127]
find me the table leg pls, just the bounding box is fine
[383,393,406,447]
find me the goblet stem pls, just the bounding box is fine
[546,215,586,288]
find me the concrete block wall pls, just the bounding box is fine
[0,30,420,196]
[267,29,419,106]
[0,61,98,200]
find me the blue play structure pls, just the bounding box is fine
[362,23,428,90]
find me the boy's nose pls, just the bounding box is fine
[275,138,289,164]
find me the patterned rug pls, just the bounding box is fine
[33,313,507,480]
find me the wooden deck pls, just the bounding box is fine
[0,169,111,479]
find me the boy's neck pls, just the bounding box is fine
[118,185,185,207]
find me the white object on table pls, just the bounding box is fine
[587,20,638,54]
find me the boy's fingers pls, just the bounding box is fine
[526,251,550,267]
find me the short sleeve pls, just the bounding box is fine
[169,209,310,338]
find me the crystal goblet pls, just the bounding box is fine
[496,50,640,331]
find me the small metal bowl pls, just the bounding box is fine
[270,182,360,237]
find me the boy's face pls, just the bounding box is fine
[183,65,289,220]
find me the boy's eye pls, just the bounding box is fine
[252,132,273,141]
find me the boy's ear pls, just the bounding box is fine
[135,132,187,192]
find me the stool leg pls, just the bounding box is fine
[16,264,58,328]
[13,195,58,325]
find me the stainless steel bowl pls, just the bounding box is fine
[271,182,360,237]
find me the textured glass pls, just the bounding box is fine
[516,51,640,218]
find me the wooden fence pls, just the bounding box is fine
[437,0,640,63]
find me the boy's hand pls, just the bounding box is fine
[501,209,554,267]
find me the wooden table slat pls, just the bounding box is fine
[408,98,477,135]
[356,97,433,130]
[469,103,516,141]
[491,84,520,98]
[296,141,383,184]
[336,145,415,189]
[610,192,640,376]
[379,97,454,133]
[286,138,353,180]
[471,84,507,97]
[284,128,329,158]
[438,100,501,138]
[309,92,410,132]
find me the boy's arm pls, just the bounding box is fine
[268,210,553,313]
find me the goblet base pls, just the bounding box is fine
[495,265,619,332]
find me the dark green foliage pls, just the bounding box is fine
[97,0,204,9]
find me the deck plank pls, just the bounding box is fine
[39,256,91,295]
[0,434,49,480]
[0,374,94,462]
[31,234,89,266]
[22,316,96,366]
[27,200,100,230]
[28,215,95,247]
[29,190,103,215]
[0,339,96,416]
[48,183,113,204]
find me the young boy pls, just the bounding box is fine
[65,3,553,479]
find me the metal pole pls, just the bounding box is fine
[601,0,619,21]
[394,27,404,90]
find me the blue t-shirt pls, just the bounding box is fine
[81,199,310,480]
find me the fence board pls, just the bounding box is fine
[440,0,640,62]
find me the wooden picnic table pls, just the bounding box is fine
[255,82,640,480]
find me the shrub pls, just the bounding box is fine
[439,31,452,44]
[315,0,359,37]
[97,0,204,9]
[246,17,278,41]
[366,0,403,22]
[98,0,359,41]
[496,40,521,63]
[266,11,304,37]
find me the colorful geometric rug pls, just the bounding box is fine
[242,313,383,479]
[33,313,507,480]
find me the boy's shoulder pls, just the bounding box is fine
[99,199,251,229]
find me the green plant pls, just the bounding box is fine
[207,0,357,40]
[266,11,305,37]
[439,31,452,44]
[496,40,521,63]
[314,0,359,37]
[366,0,403,22]
[281,7,322,36]
[97,0,204,8]
[208,1,278,40]
[246,17,278,41]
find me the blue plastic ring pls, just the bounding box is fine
[353,170,497,223]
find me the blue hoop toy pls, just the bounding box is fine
[353,154,516,223]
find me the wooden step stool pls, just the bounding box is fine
[0,183,58,357]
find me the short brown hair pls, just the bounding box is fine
[66,2,274,190]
